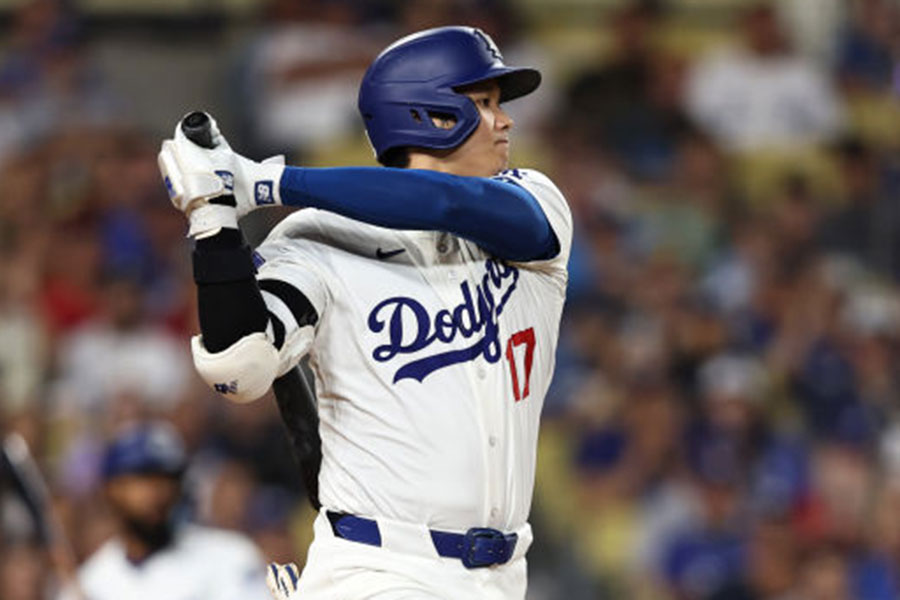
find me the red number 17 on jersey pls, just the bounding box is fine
[505,327,535,402]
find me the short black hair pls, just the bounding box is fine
[379,147,410,168]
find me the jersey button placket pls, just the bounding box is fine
[478,361,504,527]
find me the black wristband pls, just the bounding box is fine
[209,194,237,207]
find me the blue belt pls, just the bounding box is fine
[326,511,518,569]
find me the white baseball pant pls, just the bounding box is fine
[291,510,531,599]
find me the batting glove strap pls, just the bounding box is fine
[187,203,239,239]
[159,139,228,214]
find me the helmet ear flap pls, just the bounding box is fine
[423,109,458,131]
[397,101,467,134]
[368,94,480,162]
[374,102,476,167]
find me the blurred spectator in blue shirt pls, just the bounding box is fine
[836,0,899,93]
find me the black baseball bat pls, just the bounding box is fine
[271,363,322,511]
[181,112,322,510]
[2,434,87,599]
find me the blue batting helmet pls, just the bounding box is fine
[358,26,541,162]
[101,423,187,480]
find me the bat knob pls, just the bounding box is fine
[181,111,214,149]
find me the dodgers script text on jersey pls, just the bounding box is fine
[368,257,518,383]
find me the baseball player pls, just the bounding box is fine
[158,26,571,599]
[58,423,271,600]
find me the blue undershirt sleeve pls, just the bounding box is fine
[278,167,558,261]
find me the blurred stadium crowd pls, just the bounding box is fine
[0,0,898,598]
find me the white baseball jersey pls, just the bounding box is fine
[60,525,270,600]
[253,168,571,534]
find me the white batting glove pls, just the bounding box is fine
[266,562,301,600]
[158,112,285,238]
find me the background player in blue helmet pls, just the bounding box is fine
[58,423,271,600]
[100,422,187,557]
[159,26,572,599]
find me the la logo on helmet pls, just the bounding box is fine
[473,29,503,62]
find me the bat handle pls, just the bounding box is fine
[180,111,215,149]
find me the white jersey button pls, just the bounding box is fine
[489,435,498,447]
[477,368,486,379]
[490,507,499,518]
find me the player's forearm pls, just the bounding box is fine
[278,167,557,261]
[193,228,268,351]
[192,228,322,403]
[190,229,284,403]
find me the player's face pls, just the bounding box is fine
[106,474,180,548]
[446,80,514,177]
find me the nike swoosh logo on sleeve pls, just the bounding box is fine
[376,248,406,260]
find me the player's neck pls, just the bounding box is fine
[407,151,495,178]
[119,522,174,563]
[122,535,156,564]
[408,151,453,173]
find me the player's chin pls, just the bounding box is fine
[494,146,510,172]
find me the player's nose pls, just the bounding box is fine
[495,106,513,131]
[494,104,515,131]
